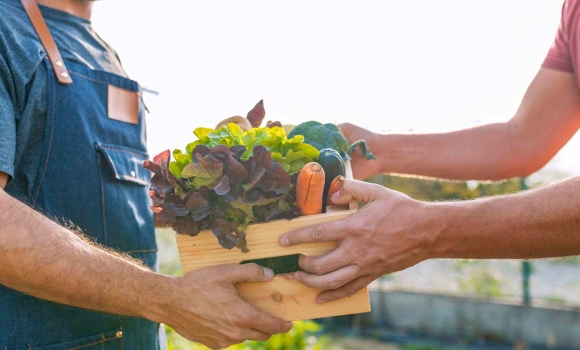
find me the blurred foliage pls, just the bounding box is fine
[546,295,566,304]
[548,256,580,265]
[457,268,503,297]
[452,260,518,298]
[371,174,523,201]
[166,320,328,350]
[403,344,447,350]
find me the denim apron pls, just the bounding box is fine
[0,3,164,349]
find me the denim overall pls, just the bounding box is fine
[1,6,163,349]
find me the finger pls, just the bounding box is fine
[316,275,376,304]
[250,309,293,335]
[279,220,345,247]
[298,248,351,275]
[295,264,360,290]
[330,179,381,205]
[241,329,272,342]
[218,263,275,284]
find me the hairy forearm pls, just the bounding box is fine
[367,69,580,181]
[374,122,534,181]
[0,189,175,322]
[429,176,580,259]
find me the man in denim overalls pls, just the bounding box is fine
[0,0,292,348]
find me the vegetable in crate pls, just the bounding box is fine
[317,148,346,207]
[215,115,252,131]
[182,123,319,176]
[144,123,319,253]
[326,175,345,205]
[288,121,376,160]
[296,162,325,215]
[246,100,266,127]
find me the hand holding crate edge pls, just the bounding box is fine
[143,100,376,321]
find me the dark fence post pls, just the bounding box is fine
[522,260,532,306]
[521,178,532,306]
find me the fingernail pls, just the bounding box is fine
[263,267,274,279]
[316,298,326,304]
[280,236,289,246]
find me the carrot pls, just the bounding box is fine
[296,162,325,215]
[326,175,345,206]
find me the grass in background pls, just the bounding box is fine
[166,321,328,350]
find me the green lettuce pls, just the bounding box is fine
[175,123,319,177]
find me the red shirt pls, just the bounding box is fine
[543,0,580,80]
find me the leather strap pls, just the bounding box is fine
[20,0,73,84]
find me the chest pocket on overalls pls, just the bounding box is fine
[95,143,156,255]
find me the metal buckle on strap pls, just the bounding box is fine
[20,0,73,85]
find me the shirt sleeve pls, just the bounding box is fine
[542,1,574,72]
[0,53,16,180]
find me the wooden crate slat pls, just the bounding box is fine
[176,208,357,272]
[236,275,371,321]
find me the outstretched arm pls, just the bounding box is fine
[343,68,580,181]
[0,173,291,349]
[280,178,580,303]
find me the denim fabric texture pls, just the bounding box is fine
[0,0,127,200]
[0,59,163,349]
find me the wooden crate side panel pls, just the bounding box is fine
[177,207,357,273]
[236,275,371,321]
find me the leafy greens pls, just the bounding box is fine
[144,141,302,252]
[178,123,320,176]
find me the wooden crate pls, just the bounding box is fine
[175,161,371,321]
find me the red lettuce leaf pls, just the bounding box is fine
[246,100,265,128]
[172,215,202,236]
[230,145,247,160]
[224,182,239,203]
[207,205,249,251]
[205,145,248,183]
[143,150,175,196]
[185,190,212,221]
[266,120,282,128]
[243,145,291,196]
[157,210,176,226]
[214,175,230,196]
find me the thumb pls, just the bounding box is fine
[331,179,381,205]
[222,263,275,284]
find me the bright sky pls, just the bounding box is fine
[93,0,576,178]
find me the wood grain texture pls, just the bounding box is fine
[175,160,371,320]
[176,207,356,272]
[236,274,371,321]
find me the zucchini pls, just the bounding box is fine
[318,148,346,208]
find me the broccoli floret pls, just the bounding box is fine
[288,121,375,160]
[289,121,350,157]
